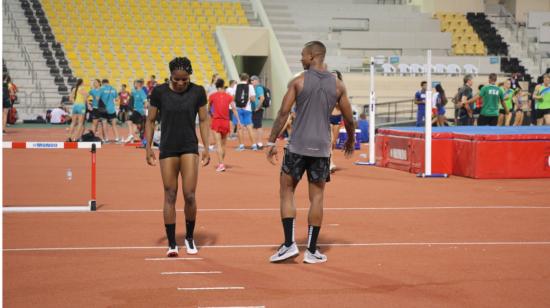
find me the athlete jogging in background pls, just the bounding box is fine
[266,41,355,264]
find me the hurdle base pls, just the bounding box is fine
[3,205,93,213]
[89,200,97,211]
[354,161,376,166]
[416,173,449,178]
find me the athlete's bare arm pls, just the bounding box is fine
[266,73,304,164]
[336,79,355,158]
[145,105,158,166]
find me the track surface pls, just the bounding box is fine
[3,127,550,307]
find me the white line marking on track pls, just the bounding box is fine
[177,287,244,291]
[93,206,550,213]
[198,306,265,308]
[161,271,221,275]
[5,241,550,252]
[145,257,203,261]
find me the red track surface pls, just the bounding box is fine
[3,127,550,307]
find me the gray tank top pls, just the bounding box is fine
[288,69,337,157]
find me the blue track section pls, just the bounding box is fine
[384,126,550,135]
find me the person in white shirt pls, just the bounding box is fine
[50,106,69,124]
[227,73,256,151]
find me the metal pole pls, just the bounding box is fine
[424,50,432,176]
[369,57,376,165]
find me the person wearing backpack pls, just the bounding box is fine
[228,73,256,151]
[250,75,270,150]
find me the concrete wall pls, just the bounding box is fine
[220,27,270,55]
[340,31,452,50]
[408,0,484,14]
[503,0,550,24]
[395,55,501,74]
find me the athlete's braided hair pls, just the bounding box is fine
[169,57,193,74]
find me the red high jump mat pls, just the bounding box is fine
[376,126,550,179]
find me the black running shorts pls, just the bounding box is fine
[281,148,330,183]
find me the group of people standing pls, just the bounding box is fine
[206,72,269,171]
[65,78,150,143]
[414,73,550,127]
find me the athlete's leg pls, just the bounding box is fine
[213,131,224,165]
[179,154,200,241]
[110,118,120,140]
[71,114,83,141]
[160,157,181,250]
[505,112,512,126]
[245,124,255,146]
[544,113,550,125]
[497,113,504,126]
[307,181,325,228]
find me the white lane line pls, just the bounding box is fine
[198,306,265,308]
[5,241,550,252]
[145,257,203,261]
[177,287,244,291]
[161,271,221,275]
[93,206,550,213]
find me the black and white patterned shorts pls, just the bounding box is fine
[281,148,330,183]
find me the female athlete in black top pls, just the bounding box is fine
[145,57,210,257]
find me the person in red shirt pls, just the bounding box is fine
[209,78,240,172]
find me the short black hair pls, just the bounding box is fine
[489,73,497,82]
[169,57,193,74]
[215,78,225,89]
[102,79,109,84]
[421,81,427,87]
[304,41,326,59]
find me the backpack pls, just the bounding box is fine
[452,86,465,107]
[262,86,271,108]
[234,84,249,108]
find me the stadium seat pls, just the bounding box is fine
[382,63,396,76]
[446,64,462,76]
[398,63,411,76]
[463,64,479,75]
[410,63,425,76]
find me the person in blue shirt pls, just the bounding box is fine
[125,79,148,143]
[414,81,427,126]
[99,79,121,142]
[357,113,369,143]
[88,79,107,140]
[250,75,265,149]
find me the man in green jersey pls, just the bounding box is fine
[533,74,550,126]
[468,73,508,126]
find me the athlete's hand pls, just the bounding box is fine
[201,150,210,167]
[146,147,157,166]
[266,145,278,165]
[343,138,355,159]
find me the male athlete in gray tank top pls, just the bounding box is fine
[266,41,355,264]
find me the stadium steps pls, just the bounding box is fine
[262,0,305,74]
[486,15,539,77]
[3,0,61,120]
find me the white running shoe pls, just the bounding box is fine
[208,145,215,151]
[216,164,226,172]
[166,246,179,258]
[235,144,245,152]
[185,238,198,254]
[303,249,327,264]
[124,135,134,143]
[269,242,299,263]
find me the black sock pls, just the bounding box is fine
[165,224,176,249]
[282,217,295,247]
[185,220,195,240]
[307,225,321,253]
